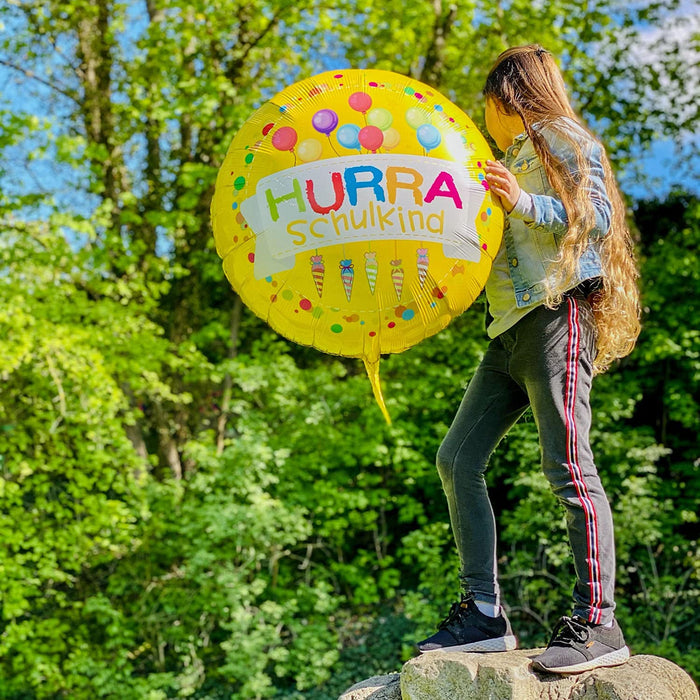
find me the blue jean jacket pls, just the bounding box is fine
[499,117,611,307]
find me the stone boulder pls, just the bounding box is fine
[339,672,401,700]
[339,650,699,700]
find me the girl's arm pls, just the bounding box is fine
[521,140,611,240]
[485,137,612,240]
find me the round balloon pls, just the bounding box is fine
[211,69,503,422]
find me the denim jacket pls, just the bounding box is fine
[498,117,611,308]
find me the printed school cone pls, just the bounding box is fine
[390,259,404,301]
[364,251,378,294]
[310,255,325,297]
[416,248,429,289]
[363,357,391,425]
[340,259,354,302]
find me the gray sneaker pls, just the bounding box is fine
[532,616,630,674]
[416,594,517,653]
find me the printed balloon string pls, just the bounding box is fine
[326,134,340,156]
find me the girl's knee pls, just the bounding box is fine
[436,443,456,483]
[437,441,486,485]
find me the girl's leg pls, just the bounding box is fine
[437,337,529,606]
[512,296,616,624]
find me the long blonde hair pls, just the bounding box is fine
[483,45,640,373]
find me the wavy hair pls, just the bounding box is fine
[483,45,640,373]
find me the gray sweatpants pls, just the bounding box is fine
[436,294,616,625]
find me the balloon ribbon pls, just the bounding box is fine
[363,358,391,425]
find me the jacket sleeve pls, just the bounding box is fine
[509,129,612,241]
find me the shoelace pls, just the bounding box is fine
[437,595,474,630]
[549,616,590,646]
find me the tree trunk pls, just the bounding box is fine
[216,295,243,455]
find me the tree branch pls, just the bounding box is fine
[0,58,80,105]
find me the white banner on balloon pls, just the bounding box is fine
[240,154,485,279]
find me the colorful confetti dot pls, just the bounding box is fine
[265,276,273,283]
[299,298,312,311]
[247,252,255,263]
[234,176,246,190]
[482,243,488,250]
[402,309,415,321]
[387,321,396,328]
[369,331,376,337]
[244,153,254,164]
[331,324,343,333]
[282,289,294,301]
[481,212,488,221]
[262,123,274,135]
[404,87,415,95]
[231,202,238,209]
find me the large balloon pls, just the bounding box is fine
[211,69,503,422]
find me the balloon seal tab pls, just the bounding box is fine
[363,357,391,425]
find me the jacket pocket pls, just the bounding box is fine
[513,154,549,192]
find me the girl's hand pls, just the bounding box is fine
[484,160,520,213]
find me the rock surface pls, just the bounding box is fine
[338,672,401,700]
[339,650,699,700]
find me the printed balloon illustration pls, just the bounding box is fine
[212,69,503,423]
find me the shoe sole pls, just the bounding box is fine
[419,634,518,654]
[532,645,630,674]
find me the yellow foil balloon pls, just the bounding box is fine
[211,69,503,423]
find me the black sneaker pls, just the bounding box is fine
[416,594,517,653]
[532,616,630,674]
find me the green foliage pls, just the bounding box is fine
[0,0,698,697]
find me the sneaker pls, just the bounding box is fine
[416,594,517,653]
[532,616,630,674]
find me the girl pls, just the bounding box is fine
[416,45,641,674]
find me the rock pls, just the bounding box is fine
[400,650,699,700]
[339,651,700,700]
[338,672,401,700]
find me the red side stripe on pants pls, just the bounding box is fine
[565,297,603,624]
